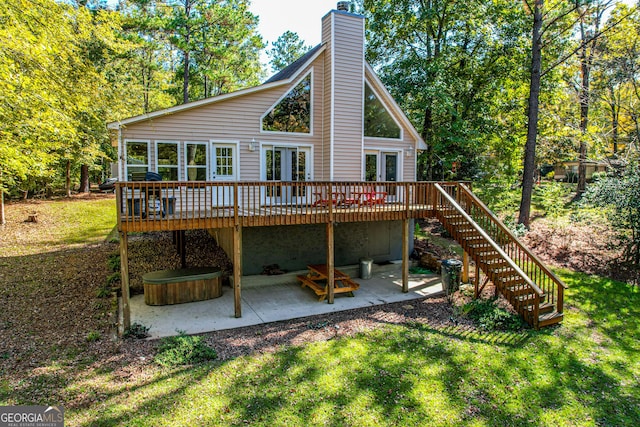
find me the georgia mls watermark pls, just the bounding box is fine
[0,406,64,427]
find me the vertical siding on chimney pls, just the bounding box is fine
[323,11,365,181]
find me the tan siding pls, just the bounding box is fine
[121,66,324,181]
[322,14,333,180]
[330,13,364,181]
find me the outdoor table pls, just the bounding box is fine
[297,264,360,301]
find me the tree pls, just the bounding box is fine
[364,0,530,182]
[267,30,312,73]
[585,163,640,284]
[158,0,263,103]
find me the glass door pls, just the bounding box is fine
[211,142,237,207]
[264,146,311,205]
[383,152,398,199]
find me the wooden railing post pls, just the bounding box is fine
[119,231,130,333]
[327,182,335,304]
[233,182,242,318]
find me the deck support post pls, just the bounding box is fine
[402,218,410,293]
[462,251,469,283]
[173,230,186,268]
[233,225,242,318]
[326,221,335,304]
[119,231,131,333]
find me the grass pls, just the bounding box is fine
[1,195,116,255]
[58,270,638,427]
[2,193,639,426]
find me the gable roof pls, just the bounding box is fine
[264,44,324,84]
[107,45,326,130]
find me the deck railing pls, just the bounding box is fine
[115,181,453,232]
[454,183,566,314]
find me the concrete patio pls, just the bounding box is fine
[127,262,444,339]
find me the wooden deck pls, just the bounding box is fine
[115,181,565,331]
[115,181,449,232]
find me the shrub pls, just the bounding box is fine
[86,331,101,342]
[123,322,150,339]
[584,164,640,284]
[106,272,120,287]
[538,181,569,219]
[154,332,217,367]
[107,254,120,272]
[460,298,523,331]
[503,215,528,237]
[96,285,112,298]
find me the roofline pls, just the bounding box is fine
[108,45,326,130]
[364,63,427,150]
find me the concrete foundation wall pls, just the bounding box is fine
[240,220,412,275]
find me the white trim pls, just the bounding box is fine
[361,17,366,177]
[260,70,314,136]
[363,147,403,181]
[107,46,326,130]
[365,63,427,150]
[260,143,314,181]
[117,128,123,180]
[124,139,150,180]
[184,141,209,181]
[330,13,335,180]
[364,81,404,141]
[210,140,239,181]
[154,140,180,181]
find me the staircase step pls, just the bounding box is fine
[479,258,509,268]
[537,311,563,327]
[475,252,501,262]
[527,302,555,315]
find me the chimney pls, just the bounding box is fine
[336,1,350,12]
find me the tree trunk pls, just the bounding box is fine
[518,0,544,228]
[0,185,5,226]
[421,104,434,181]
[79,164,90,193]
[577,14,591,195]
[66,160,72,197]
[182,49,189,104]
[610,85,619,154]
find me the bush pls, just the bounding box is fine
[123,322,150,339]
[584,165,640,284]
[105,272,120,287]
[538,181,569,219]
[154,332,217,367]
[86,331,101,342]
[107,254,120,272]
[460,298,523,331]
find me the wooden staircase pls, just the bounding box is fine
[434,184,566,329]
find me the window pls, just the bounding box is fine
[364,83,401,139]
[262,74,311,133]
[156,142,179,181]
[215,146,234,178]
[185,143,207,181]
[126,141,148,180]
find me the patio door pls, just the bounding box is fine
[211,142,237,207]
[365,151,399,201]
[263,146,311,205]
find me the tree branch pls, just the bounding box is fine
[541,5,639,77]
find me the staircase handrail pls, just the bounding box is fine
[458,183,568,293]
[434,183,544,298]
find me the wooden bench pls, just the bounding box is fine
[142,267,222,306]
[297,264,360,301]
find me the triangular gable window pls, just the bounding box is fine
[364,83,401,139]
[262,74,311,133]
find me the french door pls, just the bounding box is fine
[263,146,311,205]
[211,142,237,207]
[365,150,399,200]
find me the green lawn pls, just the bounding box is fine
[2,196,638,426]
[64,271,639,427]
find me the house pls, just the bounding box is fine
[108,3,565,331]
[109,6,424,274]
[553,160,609,182]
